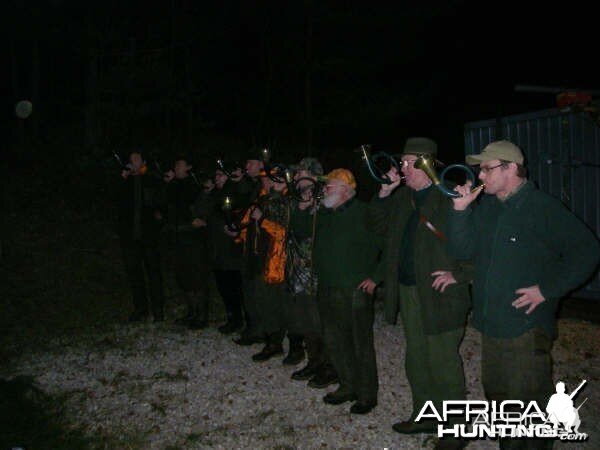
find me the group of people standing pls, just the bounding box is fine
[116,137,599,450]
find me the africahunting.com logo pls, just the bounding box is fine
[415,379,588,442]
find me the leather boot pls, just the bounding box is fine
[291,362,320,381]
[176,291,197,325]
[282,335,305,365]
[252,342,284,362]
[188,298,208,330]
[350,400,377,414]
[323,387,356,405]
[233,331,264,346]
[218,313,243,334]
[308,364,339,388]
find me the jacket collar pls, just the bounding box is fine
[409,184,438,218]
[501,180,534,209]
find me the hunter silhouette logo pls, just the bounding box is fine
[415,379,589,441]
[545,380,586,435]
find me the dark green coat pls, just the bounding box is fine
[292,198,383,289]
[448,181,600,339]
[368,186,472,333]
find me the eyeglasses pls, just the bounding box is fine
[401,159,418,168]
[479,163,505,174]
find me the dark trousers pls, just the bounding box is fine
[318,286,378,404]
[240,274,261,338]
[482,328,554,450]
[173,242,209,292]
[398,285,466,421]
[255,282,285,343]
[173,242,210,321]
[214,269,244,325]
[285,291,328,367]
[304,335,327,369]
[120,238,165,319]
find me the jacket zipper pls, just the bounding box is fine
[482,212,502,333]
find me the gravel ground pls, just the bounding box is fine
[3,306,598,450]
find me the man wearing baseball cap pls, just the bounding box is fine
[290,167,382,414]
[449,140,599,450]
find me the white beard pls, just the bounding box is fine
[321,193,341,208]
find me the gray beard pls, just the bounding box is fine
[321,193,341,208]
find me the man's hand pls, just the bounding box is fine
[250,207,263,221]
[452,181,482,211]
[431,270,457,293]
[192,218,207,228]
[154,210,163,221]
[512,285,545,314]
[357,278,377,295]
[378,168,402,198]
[121,169,131,179]
[163,170,175,183]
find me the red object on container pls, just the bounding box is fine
[556,91,592,108]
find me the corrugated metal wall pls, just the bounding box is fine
[465,108,600,299]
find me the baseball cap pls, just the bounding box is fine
[326,168,357,190]
[466,140,524,165]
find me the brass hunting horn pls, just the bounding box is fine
[414,155,482,198]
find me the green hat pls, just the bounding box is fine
[466,140,524,165]
[399,137,438,157]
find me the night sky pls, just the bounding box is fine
[5,0,599,167]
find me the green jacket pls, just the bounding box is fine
[291,198,382,289]
[447,181,600,339]
[368,186,473,333]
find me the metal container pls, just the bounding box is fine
[465,108,600,299]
